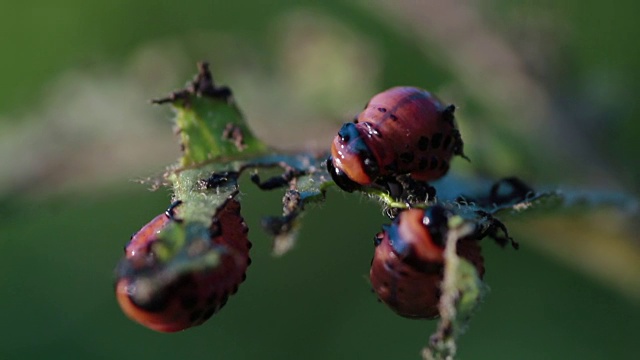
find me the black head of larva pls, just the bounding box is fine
[329,122,381,189]
[337,123,378,173]
[337,122,356,142]
[326,156,361,192]
[422,205,451,247]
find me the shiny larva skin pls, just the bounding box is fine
[370,207,484,319]
[116,199,251,332]
[328,87,463,191]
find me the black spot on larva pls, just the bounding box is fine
[189,309,204,323]
[389,114,398,121]
[377,107,387,113]
[353,116,359,124]
[231,284,239,295]
[432,133,443,149]
[399,270,409,277]
[180,294,198,310]
[430,156,439,170]
[419,157,429,170]
[247,257,252,266]
[203,293,215,308]
[440,160,448,170]
[400,152,414,164]
[418,136,429,151]
[201,307,216,322]
[220,293,230,308]
[384,161,399,173]
[241,272,247,282]
[442,135,452,150]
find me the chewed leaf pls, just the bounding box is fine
[153,62,268,166]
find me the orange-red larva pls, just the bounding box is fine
[327,86,465,192]
[370,206,484,319]
[115,199,251,332]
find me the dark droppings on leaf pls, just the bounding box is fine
[198,171,239,190]
[151,62,232,106]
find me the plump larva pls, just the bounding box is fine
[369,206,484,319]
[327,86,465,192]
[115,199,251,332]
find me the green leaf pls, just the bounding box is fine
[172,96,268,166]
[153,62,268,167]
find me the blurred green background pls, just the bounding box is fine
[1,1,639,359]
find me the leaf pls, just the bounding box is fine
[152,62,268,167]
[149,63,338,256]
